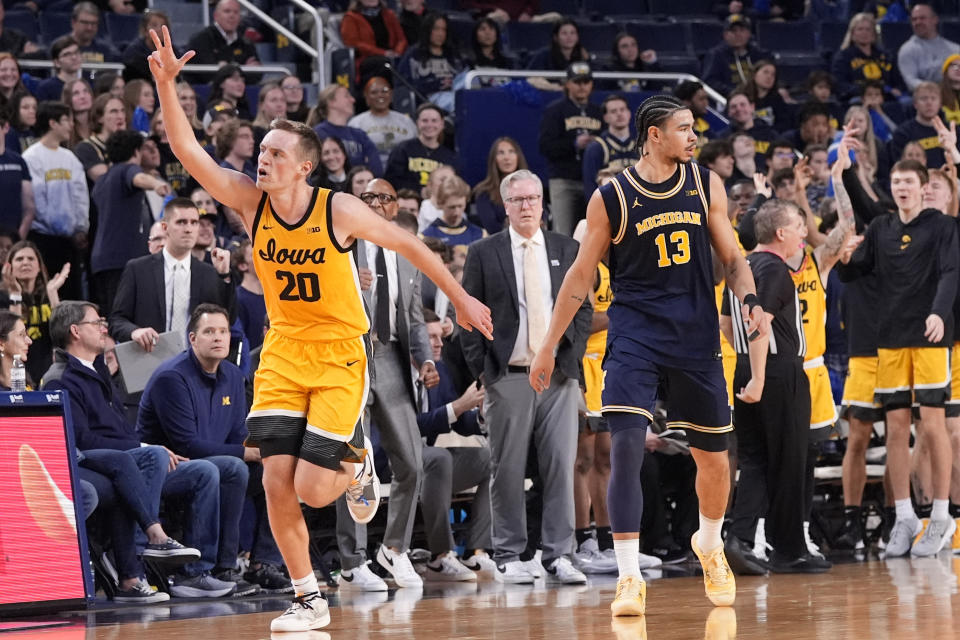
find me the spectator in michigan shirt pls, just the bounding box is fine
[421,175,485,252]
[702,14,772,97]
[70,3,119,64]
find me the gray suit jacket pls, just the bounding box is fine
[461,229,591,385]
[357,239,431,404]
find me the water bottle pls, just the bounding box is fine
[10,354,26,392]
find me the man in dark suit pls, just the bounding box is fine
[110,198,236,351]
[335,177,438,591]
[461,169,592,584]
[185,0,260,66]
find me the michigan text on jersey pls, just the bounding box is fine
[635,211,702,236]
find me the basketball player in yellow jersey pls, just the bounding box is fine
[148,27,492,633]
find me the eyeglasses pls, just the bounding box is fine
[282,84,303,91]
[360,192,397,205]
[77,318,109,328]
[505,194,542,206]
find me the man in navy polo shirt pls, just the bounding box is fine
[139,303,288,594]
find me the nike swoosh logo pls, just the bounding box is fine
[341,573,353,582]
[347,360,360,366]
[383,555,394,567]
[263,225,274,230]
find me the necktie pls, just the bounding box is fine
[169,263,189,345]
[523,239,546,357]
[375,246,391,345]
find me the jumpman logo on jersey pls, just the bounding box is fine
[632,197,643,208]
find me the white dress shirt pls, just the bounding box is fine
[365,240,399,341]
[508,226,553,366]
[163,248,192,334]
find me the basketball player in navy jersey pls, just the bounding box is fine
[529,95,769,616]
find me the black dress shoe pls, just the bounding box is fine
[768,552,832,574]
[724,536,769,575]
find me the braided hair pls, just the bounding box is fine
[635,94,688,157]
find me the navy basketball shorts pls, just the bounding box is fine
[601,336,732,452]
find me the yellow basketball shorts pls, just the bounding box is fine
[583,351,604,416]
[246,330,369,470]
[722,351,737,408]
[842,356,882,422]
[804,360,838,429]
[876,347,951,411]
[948,343,960,418]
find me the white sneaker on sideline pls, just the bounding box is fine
[574,538,618,574]
[493,560,535,584]
[345,438,380,524]
[270,592,330,631]
[545,556,587,584]
[424,551,477,582]
[523,550,545,579]
[338,561,388,592]
[461,550,498,578]
[376,546,423,588]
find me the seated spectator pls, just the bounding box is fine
[729,178,757,226]
[469,17,516,71]
[70,2,119,64]
[602,32,660,93]
[0,310,32,389]
[139,303,282,594]
[22,101,88,300]
[215,119,257,182]
[397,187,422,219]
[309,136,350,192]
[280,76,309,123]
[676,81,724,153]
[1,241,69,382]
[471,137,527,235]
[417,165,455,231]
[831,12,903,101]
[527,18,588,72]
[398,12,465,112]
[897,2,959,92]
[422,175,484,251]
[726,90,778,160]
[208,64,252,121]
[698,140,735,186]
[110,198,236,351]
[802,71,845,129]
[311,84,383,175]
[41,300,244,599]
[788,102,833,151]
[5,93,37,155]
[941,54,960,126]
[122,11,173,83]
[730,132,758,184]
[91,130,170,311]
[251,83,286,148]
[152,109,190,195]
[861,80,898,143]
[581,94,638,202]
[765,139,797,182]
[770,167,797,201]
[347,165,375,198]
[232,240,265,352]
[538,62,602,235]
[62,79,94,147]
[829,105,889,197]
[0,53,28,115]
[385,103,457,193]
[93,71,124,99]
[349,71,417,168]
[742,60,794,132]
[340,0,408,81]
[186,0,259,67]
[0,110,34,241]
[124,79,154,134]
[74,93,127,185]
[0,4,40,56]
[803,144,830,212]
[398,0,426,46]
[35,37,84,103]
[702,14,772,97]
[417,309,493,581]
[890,81,956,168]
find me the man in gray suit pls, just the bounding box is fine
[335,177,438,591]
[461,169,592,585]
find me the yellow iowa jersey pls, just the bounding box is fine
[790,252,826,361]
[252,188,369,341]
[585,261,612,355]
[715,228,744,358]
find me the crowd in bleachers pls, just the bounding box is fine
[3,0,960,605]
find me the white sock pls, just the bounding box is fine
[895,499,917,522]
[932,499,950,521]
[698,513,724,553]
[613,538,641,578]
[291,572,319,596]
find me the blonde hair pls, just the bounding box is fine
[843,105,878,172]
[435,175,470,204]
[840,13,880,50]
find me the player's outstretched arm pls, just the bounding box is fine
[706,171,769,342]
[148,26,260,220]
[529,190,611,393]
[331,193,493,340]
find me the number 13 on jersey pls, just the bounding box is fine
[654,230,691,268]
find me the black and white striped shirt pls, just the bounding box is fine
[723,251,806,360]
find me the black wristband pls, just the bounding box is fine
[742,293,761,313]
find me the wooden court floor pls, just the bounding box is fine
[5,556,960,640]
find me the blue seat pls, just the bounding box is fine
[757,20,816,53]
[255,42,277,64]
[818,21,848,54]
[879,22,911,54]
[504,21,554,55]
[688,20,723,56]
[446,16,475,54]
[777,55,823,87]
[38,12,71,45]
[626,22,690,54]
[153,0,204,23]
[942,21,960,45]
[105,13,141,48]
[2,10,38,42]
[648,0,713,17]
[578,23,619,55]
[584,0,650,21]
[657,55,700,76]
[540,0,582,16]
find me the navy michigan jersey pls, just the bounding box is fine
[598,161,720,369]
